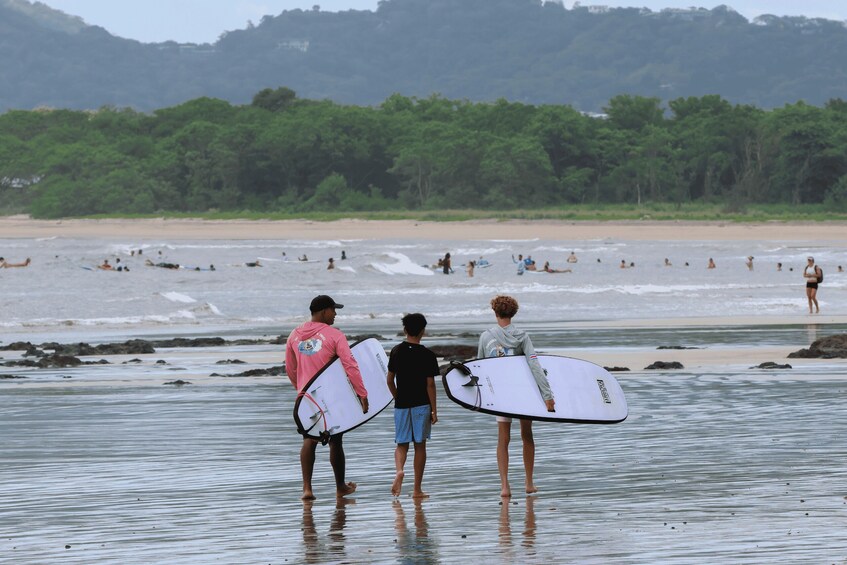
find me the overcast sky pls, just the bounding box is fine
[39,0,847,44]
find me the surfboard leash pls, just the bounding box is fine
[450,361,482,411]
[297,390,330,444]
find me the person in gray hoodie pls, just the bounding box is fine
[478,295,555,497]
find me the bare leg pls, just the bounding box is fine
[520,419,537,494]
[393,443,408,496]
[811,288,820,313]
[412,441,428,498]
[497,420,512,497]
[329,435,357,497]
[807,287,814,313]
[300,438,318,500]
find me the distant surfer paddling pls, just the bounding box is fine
[286,295,369,500]
[478,295,555,498]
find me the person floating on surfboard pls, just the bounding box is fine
[478,295,555,498]
[386,313,440,499]
[285,294,369,500]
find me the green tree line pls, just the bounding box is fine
[2,89,847,218]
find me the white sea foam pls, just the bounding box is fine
[159,292,197,304]
[370,253,435,276]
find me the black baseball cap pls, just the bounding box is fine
[310,295,344,313]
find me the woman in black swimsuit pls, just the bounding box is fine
[804,256,821,314]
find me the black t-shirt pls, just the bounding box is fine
[388,341,440,409]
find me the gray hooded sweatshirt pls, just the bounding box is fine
[477,324,553,401]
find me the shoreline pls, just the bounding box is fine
[2,215,847,241]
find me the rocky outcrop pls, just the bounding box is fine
[788,334,847,358]
[604,366,631,372]
[752,362,792,369]
[644,361,684,370]
[428,345,477,360]
[211,366,285,378]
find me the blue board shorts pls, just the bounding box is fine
[394,405,432,444]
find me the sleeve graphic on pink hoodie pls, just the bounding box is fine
[285,321,367,398]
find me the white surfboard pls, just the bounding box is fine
[443,355,627,424]
[293,338,392,441]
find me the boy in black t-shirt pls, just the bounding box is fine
[386,313,440,498]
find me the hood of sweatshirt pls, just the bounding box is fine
[293,321,329,341]
[488,324,525,349]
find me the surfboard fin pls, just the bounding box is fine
[450,361,479,387]
[461,375,479,387]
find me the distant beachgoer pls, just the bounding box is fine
[386,313,439,499]
[838,265,844,273]
[542,261,571,273]
[246,260,262,267]
[466,260,475,278]
[664,258,672,267]
[684,262,690,267]
[777,262,783,271]
[596,258,601,263]
[285,295,369,500]
[524,256,537,271]
[442,253,452,275]
[210,264,216,271]
[708,258,716,269]
[629,262,635,268]
[145,259,180,269]
[327,258,335,270]
[804,256,822,314]
[299,255,309,262]
[0,257,31,268]
[619,260,627,269]
[477,256,490,267]
[341,251,347,260]
[98,259,113,270]
[512,254,523,266]
[567,252,578,264]
[282,252,288,262]
[478,295,554,498]
[746,256,754,271]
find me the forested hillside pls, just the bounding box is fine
[2,0,847,112]
[2,90,846,218]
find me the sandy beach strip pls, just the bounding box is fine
[1,215,847,241]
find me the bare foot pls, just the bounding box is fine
[412,491,430,499]
[500,485,512,498]
[336,481,357,498]
[525,484,538,494]
[301,490,316,501]
[391,471,405,497]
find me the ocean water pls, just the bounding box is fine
[1,235,845,342]
[2,233,847,563]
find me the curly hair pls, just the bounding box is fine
[490,295,519,319]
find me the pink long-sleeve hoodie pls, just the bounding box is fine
[285,321,367,398]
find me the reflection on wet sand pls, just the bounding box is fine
[393,498,438,563]
[499,496,537,556]
[302,497,356,564]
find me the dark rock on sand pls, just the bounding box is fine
[0,374,27,379]
[604,366,631,372]
[644,361,684,370]
[1,341,38,351]
[123,359,143,364]
[788,333,847,359]
[42,340,155,356]
[164,380,191,386]
[657,345,701,350]
[150,337,226,348]
[24,346,46,357]
[348,334,384,343]
[216,359,247,364]
[429,345,477,360]
[752,362,792,369]
[211,365,285,377]
[4,354,92,368]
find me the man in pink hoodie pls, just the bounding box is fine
[286,295,369,500]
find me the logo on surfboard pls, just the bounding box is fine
[596,379,612,404]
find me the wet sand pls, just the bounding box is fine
[1,215,846,242]
[2,362,846,563]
